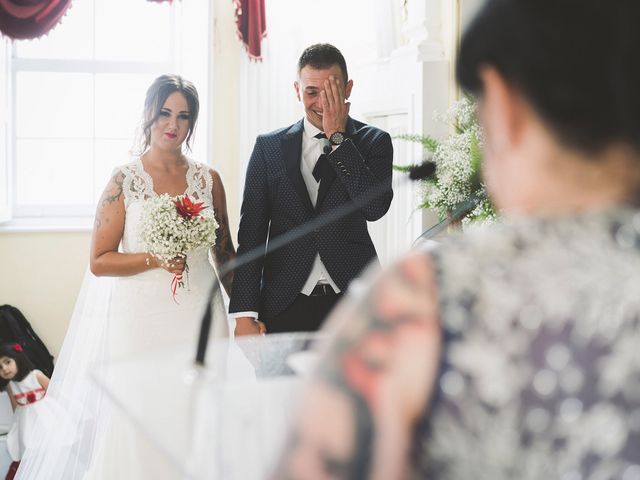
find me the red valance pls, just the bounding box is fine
[0,0,72,40]
[234,0,266,61]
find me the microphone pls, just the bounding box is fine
[195,161,436,365]
[408,161,436,180]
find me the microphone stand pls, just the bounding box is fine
[414,190,487,242]
[194,161,436,366]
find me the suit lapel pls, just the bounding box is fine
[316,117,357,209]
[282,120,314,214]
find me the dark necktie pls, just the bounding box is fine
[312,154,328,182]
[313,132,328,183]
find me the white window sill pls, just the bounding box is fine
[0,217,93,233]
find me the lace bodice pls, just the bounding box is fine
[118,157,213,206]
[415,206,640,479]
[115,158,214,254]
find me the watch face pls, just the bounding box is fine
[329,131,345,145]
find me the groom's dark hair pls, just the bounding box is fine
[297,43,349,83]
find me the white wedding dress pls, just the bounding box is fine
[15,158,229,480]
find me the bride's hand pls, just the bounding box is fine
[159,256,186,275]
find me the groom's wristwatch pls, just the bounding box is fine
[329,131,346,146]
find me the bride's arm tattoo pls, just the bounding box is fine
[101,172,124,206]
[94,171,124,231]
[213,207,235,295]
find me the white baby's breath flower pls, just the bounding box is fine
[139,193,218,262]
[424,96,494,222]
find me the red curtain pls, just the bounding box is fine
[0,1,173,40]
[0,0,72,40]
[234,0,266,61]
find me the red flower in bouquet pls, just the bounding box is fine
[174,195,206,219]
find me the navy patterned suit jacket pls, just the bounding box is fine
[229,117,394,323]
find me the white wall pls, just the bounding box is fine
[211,0,242,239]
[0,231,90,355]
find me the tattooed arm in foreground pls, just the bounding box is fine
[90,170,184,277]
[209,169,236,296]
[274,254,442,480]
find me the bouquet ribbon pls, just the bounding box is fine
[171,273,183,304]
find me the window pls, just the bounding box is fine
[1,0,209,227]
[0,38,9,223]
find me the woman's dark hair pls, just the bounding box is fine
[0,343,35,391]
[138,74,200,154]
[297,43,349,83]
[457,0,640,155]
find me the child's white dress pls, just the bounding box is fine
[6,370,55,461]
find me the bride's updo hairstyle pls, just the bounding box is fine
[138,74,200,154]
[457,0,640,157]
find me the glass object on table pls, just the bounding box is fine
[91,332,325,480]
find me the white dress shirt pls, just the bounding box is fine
[299,118,341,295]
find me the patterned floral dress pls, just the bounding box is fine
[414,205,640,479]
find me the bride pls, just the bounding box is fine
[15,74,235,479]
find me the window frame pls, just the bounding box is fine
[0,39,11,224]
[2,0,183,229]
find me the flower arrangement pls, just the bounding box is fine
[397,96,495,224]
[140,194,218,300]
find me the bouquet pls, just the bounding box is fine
[396,96,495,224]
[139,194,218,301]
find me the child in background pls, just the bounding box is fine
[0,343,50,480]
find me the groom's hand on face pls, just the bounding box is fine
[321,75,350,138]
[234,317,267,336]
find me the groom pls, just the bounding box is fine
[230,43,394,335]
